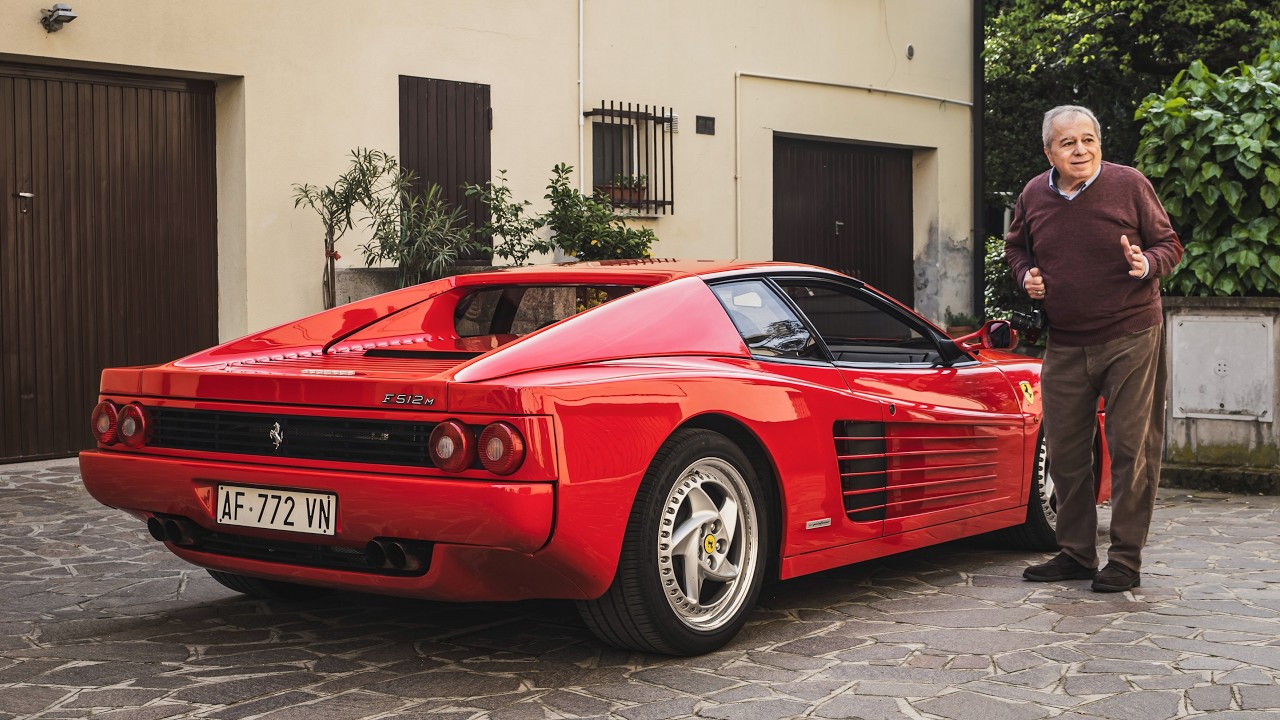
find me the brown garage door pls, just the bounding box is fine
[773,135,914,306]
[0,64,217,462]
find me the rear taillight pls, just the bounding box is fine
[478,422,525,476]
[117,404,153,448]
[429,419,476,473]
[90,401,119,445]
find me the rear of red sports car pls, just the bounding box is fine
[80,260,1092,655]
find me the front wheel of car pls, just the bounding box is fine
[206,569,328,601]
[998,430,1058,551]
[578,429,771,656]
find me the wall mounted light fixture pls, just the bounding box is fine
[40,3,77,32]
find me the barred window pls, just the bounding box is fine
[585,101,674,215]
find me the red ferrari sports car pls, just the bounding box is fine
[80,260,1107,655]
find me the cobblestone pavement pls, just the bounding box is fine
[1,460,1278,720]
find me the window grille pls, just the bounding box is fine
[585,101,674,214]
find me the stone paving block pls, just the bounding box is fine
[768,678,847,702]
[538,688,615,716]
[370,670,524,700]
[914,690,1050,720]
[956,680,1087,708]
[1188,684,1233,712]
[1071,690,1183,720]
[696,698,812,720]
[811,694,904,720]
[1129,674,1202,690]
[87,705,191,720]
[614,697,700,720]
[1221,668,1276,684]
[1238,684,1280,710]
[710,683,774,703]
[1063,674,1129,696]
[630,666,738,695]
[991,665,1064,689]
[0,685,72,715]
[169,671,322,705]
[254,690,409,719]
[1154,637,1280,671]
[1079,660,1177,675]
[852,681,946,698]
[62,686,171,708]
[994,651,1048,673]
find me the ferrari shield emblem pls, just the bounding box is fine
[1019,381,1036,407]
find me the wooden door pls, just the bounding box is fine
[773,136,914,306]
[399,76,492,267]
[0,64,217,462]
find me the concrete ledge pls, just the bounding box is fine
[1161,462,1280,496]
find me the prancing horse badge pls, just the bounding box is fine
[1019,381,1036,407]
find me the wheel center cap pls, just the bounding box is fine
[703,534,717,554]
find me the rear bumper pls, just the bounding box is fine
[78,450,590,601]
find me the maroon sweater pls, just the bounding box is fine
[1004,162,1183,347]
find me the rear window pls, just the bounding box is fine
[454,285,640,337]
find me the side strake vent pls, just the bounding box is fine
[834,421,887,522]
[149,408,444,467]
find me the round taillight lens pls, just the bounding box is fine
[117,404,153,449]
[429,420,475,473]
[90,401,120,445]
[478,422,525,476]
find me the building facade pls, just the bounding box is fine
[1,0,980,460]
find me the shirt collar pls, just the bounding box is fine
[1048,164,1101,200]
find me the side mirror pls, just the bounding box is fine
[954,320,1018,351]
[984,320,1014,349]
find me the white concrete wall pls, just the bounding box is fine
[2,0,974,337]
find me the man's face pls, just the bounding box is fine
[1044,113,1101,191]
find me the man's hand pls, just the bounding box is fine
[1023,267,1046,299]
[1122,234,1149,278]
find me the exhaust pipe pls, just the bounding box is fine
[147,515,202,546]
[365,538,429,572]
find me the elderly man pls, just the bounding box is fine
[1004,105,1183,593]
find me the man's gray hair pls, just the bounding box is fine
[1042,105,1102,148]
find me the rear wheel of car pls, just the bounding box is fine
[206,569,327,601]
[999,430,1058,550]
[578,429,770,656]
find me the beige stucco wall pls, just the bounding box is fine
[2,0,974,338]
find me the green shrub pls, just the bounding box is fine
[466,164,656,263]
[463,170,552,266]
[1135,42,1280,296]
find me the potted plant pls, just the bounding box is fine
[595,173,648,206]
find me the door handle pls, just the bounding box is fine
[834,220,845,236]
[17,192,34,198]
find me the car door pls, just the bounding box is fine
[772,277,1026,537]
[710,278,887,546]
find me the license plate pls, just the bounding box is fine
[215,485,336,535]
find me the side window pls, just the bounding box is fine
[777,281,942,365]
[712,280,818,359]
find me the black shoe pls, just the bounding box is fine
[1091,562,1141,592]
[1023,552,1097,582]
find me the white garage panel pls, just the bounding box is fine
[1171,315,1272,422]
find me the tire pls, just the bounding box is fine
[999,430,1058,550]
[578,429,771,656]
[206,569,329,601]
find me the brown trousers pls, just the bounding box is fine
[1041,324,1167,572]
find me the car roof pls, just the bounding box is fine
[451,259,846,286]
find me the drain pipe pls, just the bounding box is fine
[971,0,986,318]
[577,0,585,193]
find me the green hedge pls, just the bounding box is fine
[1135,43,1280,296]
